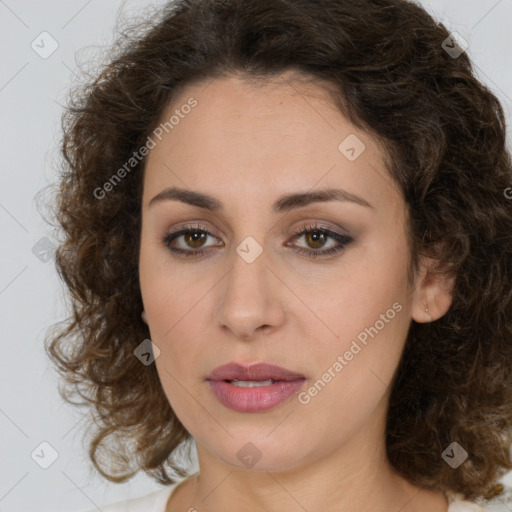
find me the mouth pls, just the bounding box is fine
[206,362,306,412]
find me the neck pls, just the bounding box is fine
[171,403,449,512]
[184,456,447,512]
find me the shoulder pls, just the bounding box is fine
[80,484,177,512]
[446,491,490,512]
[446,469,512,512]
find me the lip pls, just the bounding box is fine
[207,362,306,382]
[206,362,306,412]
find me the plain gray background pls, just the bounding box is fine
[1,0,511,511]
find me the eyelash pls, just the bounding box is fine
[161,222,354,260]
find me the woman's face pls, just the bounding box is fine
[138,73,450,472]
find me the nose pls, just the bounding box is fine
[215,248,286,341]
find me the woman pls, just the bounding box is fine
[44,0,512,510]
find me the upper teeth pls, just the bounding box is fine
[230,379,275,387]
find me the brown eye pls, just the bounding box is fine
[162,223,221,257]
[183,230,208,248]
[303,229,328,249]
[289,222,354,259]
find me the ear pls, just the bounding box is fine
[141,310,148,324]
[411,256,455,323]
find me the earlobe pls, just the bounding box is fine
[411,258,455,323]
[141,310,148,324]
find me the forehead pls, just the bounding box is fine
[142,73,402,214]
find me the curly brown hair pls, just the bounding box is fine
[42,0,512,502]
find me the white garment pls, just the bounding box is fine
[81,483,176,512]
[81,475,511,511]
[445,491,492,511]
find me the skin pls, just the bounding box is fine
[138,71,455,512]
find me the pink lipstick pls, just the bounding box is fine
[206,362,306,412]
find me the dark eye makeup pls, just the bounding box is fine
[160,221,354,260]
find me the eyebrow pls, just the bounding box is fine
[148,186,374,213]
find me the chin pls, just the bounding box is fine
[203,433,314,473]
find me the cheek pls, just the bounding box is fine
[139,237,195,332]
[139,257,212,368]
[304,251,409,339]
[300,239,411,381]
